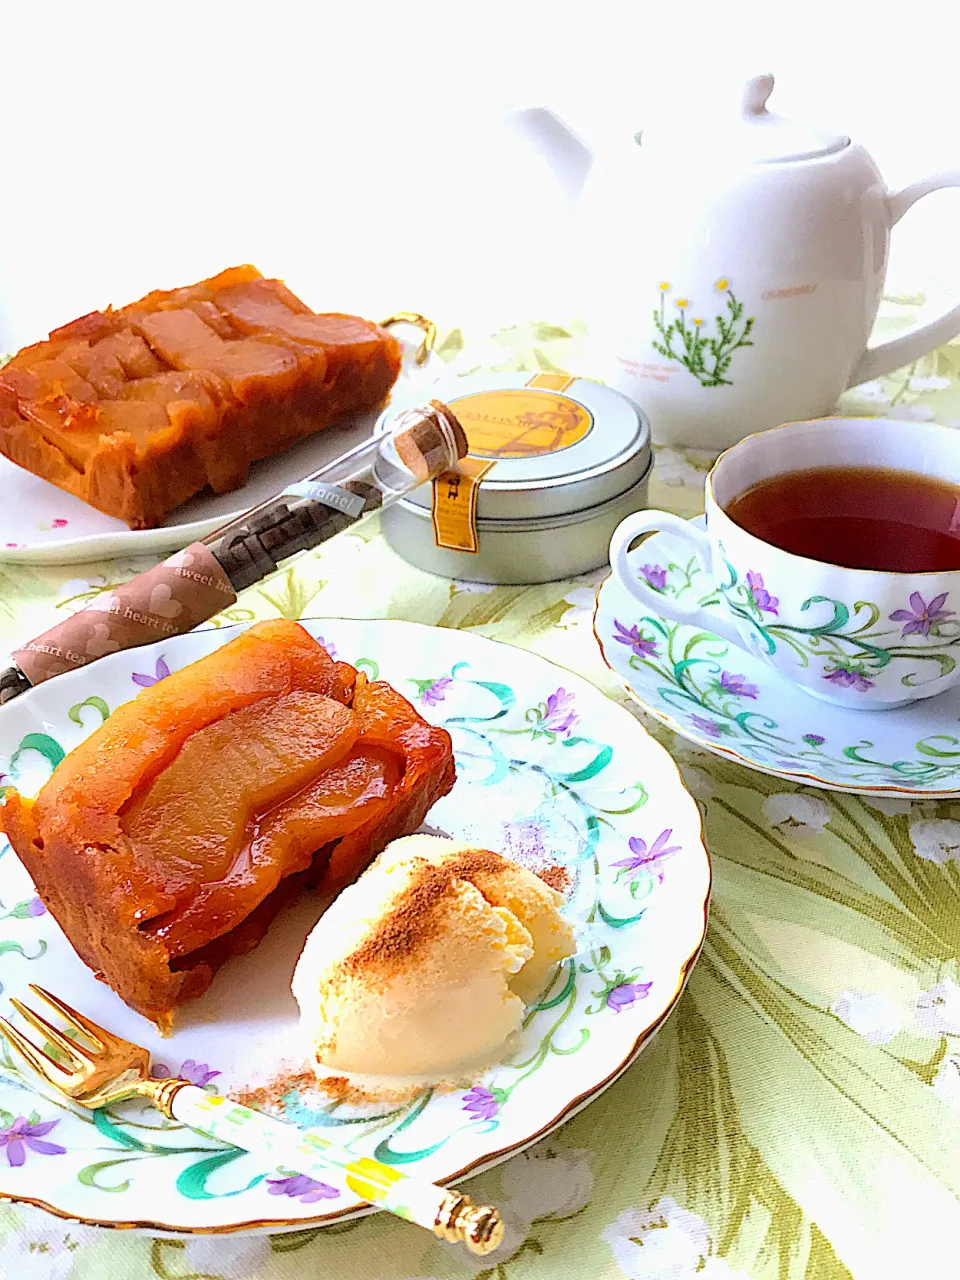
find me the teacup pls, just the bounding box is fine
[609,417,960,710]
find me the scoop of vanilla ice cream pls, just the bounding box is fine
[381,836,575,1006]
[292,834,576,1084]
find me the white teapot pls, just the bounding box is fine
[513,74,960,449]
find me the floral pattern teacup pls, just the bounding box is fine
[610,417,960,709]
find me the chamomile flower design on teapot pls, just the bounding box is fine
[652,280,756,388]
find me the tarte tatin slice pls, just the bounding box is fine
[0,266,402,528]
[1,621,455,1029]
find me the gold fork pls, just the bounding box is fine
[0,984,503,1254]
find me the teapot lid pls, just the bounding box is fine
[640,74,849,164]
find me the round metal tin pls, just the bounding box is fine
[376,373,654,583]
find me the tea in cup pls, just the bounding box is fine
[609,418,960,709]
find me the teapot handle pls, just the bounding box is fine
[847,170,960,388]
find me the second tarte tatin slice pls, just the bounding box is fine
[0,266,403,527]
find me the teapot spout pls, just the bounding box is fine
[506,108,593,203]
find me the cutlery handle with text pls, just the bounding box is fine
[9,545,236,688]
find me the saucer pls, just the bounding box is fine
[594,517,960,796]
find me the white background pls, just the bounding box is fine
[0,0,957,350]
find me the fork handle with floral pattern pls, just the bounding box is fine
[163,1082,503,1254]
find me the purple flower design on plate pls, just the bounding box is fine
[9,896,45,919]
[613,619,658,658]
[803,733,826,746]
[266,1173,340,1203]
[0,1116,66,1167]
[151,1058,221,1088]
[746,570,779,615]
[316,636,338,661]
[824,667,875,692]
[719,671,758,699]
[420,676,453,707]
[540,687,578,736]
[606,981,653,1013]
[612,829,681,883]
[690,714,726,738]
[462,1086,501,1121]
[640,563,668,592]
[132,656,171,688]
[889,591,955,637]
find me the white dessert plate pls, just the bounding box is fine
[0,339,443,565]
[0,619,710,1236]
[595,517,960,796]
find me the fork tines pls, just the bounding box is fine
[0,984,111,1076]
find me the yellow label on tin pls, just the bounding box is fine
[431,457,496,553]
[526,372,576,391]
[449,377,592,460]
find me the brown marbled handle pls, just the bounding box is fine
[11,543,237,686]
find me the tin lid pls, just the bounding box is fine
[375,372,651,520]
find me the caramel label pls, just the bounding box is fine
[13,542,237,685]
[284,480,366,518]
[431,458,496,553]
[449,379,592,460]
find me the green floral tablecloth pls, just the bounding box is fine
[2,301,960,1279]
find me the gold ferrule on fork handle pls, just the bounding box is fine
[145,1076,193,1120]
[433,1191,505,1255]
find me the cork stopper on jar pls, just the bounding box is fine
[392,400,469,481]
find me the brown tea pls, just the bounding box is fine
[724,466,960,572]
